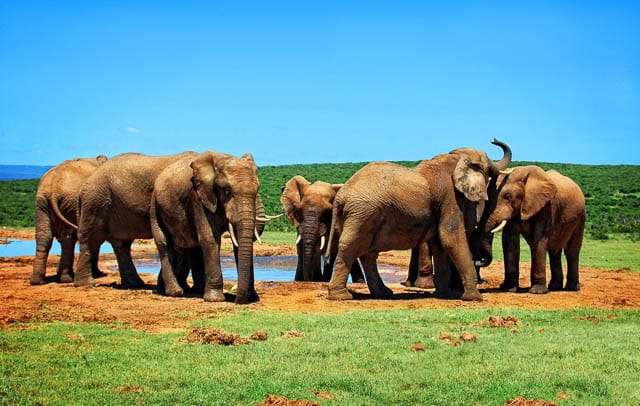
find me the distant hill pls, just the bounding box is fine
[0,165,52,181]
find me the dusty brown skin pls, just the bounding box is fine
[151,151,261,304]
[280,175,364,282]
[327,143,510,302]
[74,152,195,289]
[1,228,638,332]
[31,155,108,285]
[486,166,586,294]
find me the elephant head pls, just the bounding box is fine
[191,151,260,304]
[281,175,342,281]
[485,165,557,234]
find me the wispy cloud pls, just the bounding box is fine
[125,126,140,133]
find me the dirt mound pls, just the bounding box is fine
[505,396,557,406]
[181,328,249,345]
[258,394,320,406]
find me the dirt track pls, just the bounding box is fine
[1,228,639,332]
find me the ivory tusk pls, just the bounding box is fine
[500,168,514,175]
[228,223,239,247]
[320,235,326,252]
[256,214,283,222]
[491,220,508,234]
[295,233,301,245]
[254,228,262,244]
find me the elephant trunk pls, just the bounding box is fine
[473,231,494,267]
[233,200,257,305]
[490,139,512,174]
[301,211,321,281]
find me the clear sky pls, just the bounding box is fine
[1,1,638,166]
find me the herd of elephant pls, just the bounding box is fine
[30,140,586,304]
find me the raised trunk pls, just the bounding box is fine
[490,139,512,173]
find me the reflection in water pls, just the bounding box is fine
[0,240,404,282]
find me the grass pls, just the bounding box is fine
[1,308,639,405]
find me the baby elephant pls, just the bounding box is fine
[486,166,586,293]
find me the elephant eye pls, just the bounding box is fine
[504,192,512,202]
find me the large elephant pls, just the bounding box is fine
[327,140,511,301]
[73,152,195,288]
[485,165,586,293]
[151,151,265,304]
[30,155,108,285]
[280,175,365,283]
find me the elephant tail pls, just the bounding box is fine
[325,199,344,266]
[50,194,78,230]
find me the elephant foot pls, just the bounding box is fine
[548,279,563,291]
[235,289,260,305]
[328,287,353,300]
[370,285,393,299]
[92,269,107,278]
[461,288,483,301]
[30,275,46,285]
[400,279,413,287]
[499,283,518,292]
[203,288,225,302]
[165,286,184,298]
[58,274,74,284]
[121,276,146,289]
[414,275,435,289]
[529,284,549,294]
[565,282,580,291]
[74,276,95,287]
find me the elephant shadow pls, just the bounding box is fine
[348,289,435,301]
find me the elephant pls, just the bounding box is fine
[73,152,195,289]
[30,155,108,285]
[327,139,511,301]
[484,165,586,293]
[280,175,365,282]
[150,151,267,304]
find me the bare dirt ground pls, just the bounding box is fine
[1,228,639,332]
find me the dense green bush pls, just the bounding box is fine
[2,161,639,240]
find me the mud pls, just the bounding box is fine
[1,228,639,333]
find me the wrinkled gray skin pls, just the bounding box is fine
[327,141,511,301]
[151,151,263,304]
[280,175,365,283]
[30,155,108,285]
[484,166,586,293]
[74,152,195,289]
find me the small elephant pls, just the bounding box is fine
[280,175,364,282]
[486,165,586,293]
[151,151,264,304]
[74,152,195,289]
[327,140,511,301]
[30,155,108,285]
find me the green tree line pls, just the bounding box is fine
[1,161,639,240]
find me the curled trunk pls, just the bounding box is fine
[490,139,512,173]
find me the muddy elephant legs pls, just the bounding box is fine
[360,254,393,299]
[56,232,76,283]
[30,225,53,285]
[327,254,354,300]
[112,240,146,288]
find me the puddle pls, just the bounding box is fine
[0,240,404,283]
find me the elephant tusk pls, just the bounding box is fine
[256,214,283,222]
[295,233,301,245]
[320,235,326,252]
[254,228,263,244]
[491,220,508,234]
[500,168,514,175]
[228,223,239,247]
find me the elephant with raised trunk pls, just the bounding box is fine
[30,155,108,285]
[281,176,365,282]
[327,140,511,301]
[74,152,194,289]
[485,165,586,293]
[151,151,267,304]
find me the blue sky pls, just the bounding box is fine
[1,1,638,166]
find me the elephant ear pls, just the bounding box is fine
[453,157,489,202]
[191,153,221,214]
[521,167,557,220]
[280,175,310,228]
[331,183,344,194]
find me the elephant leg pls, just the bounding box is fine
[547,249,564,291]
[403,247,420,287]
[564,227,583,291]
[528,237,549,294]
[112,240,145,288]
[56,229,76,283]
[433,244,454,298]
[500,227,520,292]
[349,260,365,283]
[327,253,355,300]
[188,249,206,294]
[414,241,434,289]
[157,241,183,297]
[360,253,392,299]
[74,237,102,287]
[439,223,482,301]
[31,219,53,285]
[323,252,336,282]
[174,250,192,292]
